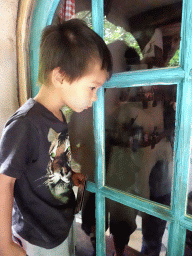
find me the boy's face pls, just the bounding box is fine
[61,63,108,112]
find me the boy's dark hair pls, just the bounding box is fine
[38,19,112,84]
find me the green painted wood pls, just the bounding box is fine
[168,222,186,256]
[95,192,106,255]
[91,1,106,255]
[30,0,60,97]
[101,186,173,222]
[166,0,192,254]
[92,88,106,189]
[91,0,104,37]
[93,89,106,256]
[86,181,97,193]
[87,182,174,222]
[104,67,184,88]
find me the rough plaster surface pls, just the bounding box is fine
[0,0,19,136]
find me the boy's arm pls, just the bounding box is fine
[0,173,26,256]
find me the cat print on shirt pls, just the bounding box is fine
[46,128,73,204]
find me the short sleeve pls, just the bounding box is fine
[0,118,39,179]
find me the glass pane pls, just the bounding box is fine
[74,196,171,256]
[105,84,176,207]
[52,1,181,71]
[104,0,182,71]
[75,11,92,28]
[184,229,192,256]
[187,149,192,215]
[105,198,169,255]
[52,0,92,27]
[69,108,95,182]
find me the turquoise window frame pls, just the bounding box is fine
[29,0,192,255]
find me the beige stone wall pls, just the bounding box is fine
[0,0,19,136]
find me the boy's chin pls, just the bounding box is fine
[75,106,91,113]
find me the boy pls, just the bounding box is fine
[0,19,112,256]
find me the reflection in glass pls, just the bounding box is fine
[105,1,182,71]
[106,198,168,255]
[69,83,175,255]
[185,229,192,256]
[105,85,176,206]
[73,198,170,256]
[75,11,92,28]
[187,155,192,215]
[73,209,96,255]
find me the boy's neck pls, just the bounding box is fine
[34,84,64,122]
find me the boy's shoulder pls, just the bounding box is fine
[5,98,67,134]
[7,98,51,126]
[4,98,40,135]
[4,98,49,134]
[8,99,35,123]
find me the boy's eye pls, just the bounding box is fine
[90,87,96,91]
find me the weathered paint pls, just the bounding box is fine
[166,0,192,254]
[102,186,173,222]
[104,67,185,88]
[29,0,192,255]
[91,1,106,254]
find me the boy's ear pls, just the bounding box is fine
[51,67,65,86]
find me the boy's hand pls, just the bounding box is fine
[71,171,86,187]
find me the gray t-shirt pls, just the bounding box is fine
[0,98,75,249]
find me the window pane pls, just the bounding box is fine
[52,1,181,71]
[75,11,92,28]
[52,1,93,27]
[104,0,182,71]
[74,210,94,255]
[106,198,169,255]
[184,229,192,256]
[73,197,170,255]
[187,151,192,216]
[105,85,176,207]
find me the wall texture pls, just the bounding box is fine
[0,0,19,136]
